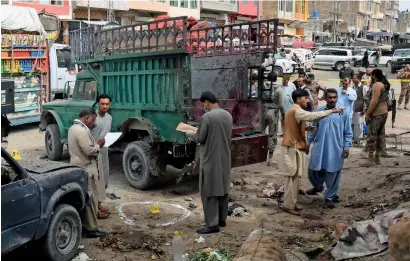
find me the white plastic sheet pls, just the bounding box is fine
[1,6,47,36]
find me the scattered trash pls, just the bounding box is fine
[330,208,410,260]
[151,204,160,215]
[332,223,349,239]
[72,253,91,261]
[151,254,158,260]
[195,236,205,243]
[189,248,234,261]
[230,182,233,189]
[165,243,171,246]
[259,184,284,199]
[188,203,197,209]
[228,203,248,217]
[107,193,121,200]
[78,244,85,250]
[184,197,193,202]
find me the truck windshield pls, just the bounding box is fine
[56,49,75,70]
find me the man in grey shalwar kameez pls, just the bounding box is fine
[190,91,233,234]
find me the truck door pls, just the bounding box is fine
[65,80,98,129]
[50,45,77,97]
[1,152,40,254]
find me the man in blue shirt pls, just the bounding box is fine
[336,77,357,121]
[306,88,353,209]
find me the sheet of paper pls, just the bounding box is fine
[103,132,122,148]
[176,122,198,133]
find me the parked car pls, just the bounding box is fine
[353,50,393,67]
[1,147,88,261]
[284,48,315,72]
[267,53,297,76]
[312,48,354,71]
[391,48,410,73]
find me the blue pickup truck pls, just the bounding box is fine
[1,147,88,261]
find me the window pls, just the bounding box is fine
[83,81,98,100]
[39,0,50,4]
[180,0,187,7]
[286,0,293,12]
[279,0,285,11]
[56,49,75,70]
[170,0,178,7]
[16,0,33,2]
[51,0,63,5]
[75,81,84,100]
[190,0,197,8]
[329,50,347,56]
[317,49,329,55]
[157,0,166,2]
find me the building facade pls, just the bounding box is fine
[308,0,399,42]
[262,0,308,40]
[200,0,237,24]
[8,0,72,19]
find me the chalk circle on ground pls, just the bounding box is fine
[117,201,191,227]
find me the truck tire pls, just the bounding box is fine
[45,124,63,161]
[122,141,155,190]
[391,67,396,73]
[43,204,81,261]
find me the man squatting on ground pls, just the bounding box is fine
[306,88,353,209]
[261,72,284,166]
[187,91,233,234]
[279,89,344,216]
[67,108,106,238]
[91,94,113,218]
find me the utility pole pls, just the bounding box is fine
[257,0,260,21]
[336,2,339,42]
[87,0,90,23]
[332,2,336,42]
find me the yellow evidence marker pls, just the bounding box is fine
[11,150,22,161]
[151,204,160,215]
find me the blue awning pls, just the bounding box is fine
[366,32,392,37]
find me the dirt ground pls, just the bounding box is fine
[3,80,410,261]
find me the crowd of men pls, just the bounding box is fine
[261,62,410,216]
[65,63,410,236]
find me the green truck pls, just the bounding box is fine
[40,17,280,189]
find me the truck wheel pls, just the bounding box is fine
[45,124,63,161]
[43,204,81,261]
[122,141,155,190]
[391,67,396,73]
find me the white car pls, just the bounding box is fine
[352,50,393,67]
[286,48,315,72]
[262,53,297,76]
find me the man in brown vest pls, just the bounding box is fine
[279,89,344,215]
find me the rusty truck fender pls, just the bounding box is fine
[119,117,160,142]
[40,110,66,140]
[33,182,87,240]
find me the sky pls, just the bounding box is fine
[400,0,410,11]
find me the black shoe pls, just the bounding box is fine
[325,199,335,209]
[219,220,226,227]
[306,187,321,195]
[332,196,340,203]
[196,226,220,234]
[82,228,106,238]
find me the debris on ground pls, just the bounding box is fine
[195,236,205,243]
[94,232,166,257]
[332,223,349,239]
[189,202,198,209]
[189,248,234,261]
[258,183,284,199]
[107,193,121,200]
[234,229,286,261]
[78,244,85,250]
[389,212,410,261]
[328,209,410,260]
[72,252,91,261]
[227,203,248,217]
[184,197,193,201]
